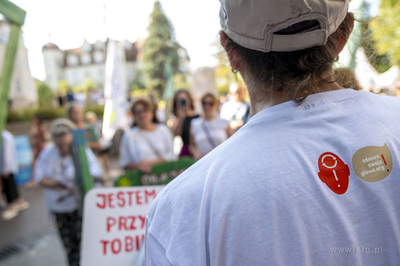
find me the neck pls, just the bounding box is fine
[140,123,156,131]
[204,112,215,120]
[59,150,70,158]
[245,71,342,116]
[76,122,86,128]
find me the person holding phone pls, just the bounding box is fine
[170,89,199,158]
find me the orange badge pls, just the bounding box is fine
[318,152,350,194]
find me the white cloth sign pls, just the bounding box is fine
[81,186,164,266]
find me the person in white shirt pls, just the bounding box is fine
[119,97,176,172]
[0,130,29,221]
[189,93,233,159]
[73,89,86,107]
[35,119,102,266]
[145,0,400,265]
[220,83,250,131]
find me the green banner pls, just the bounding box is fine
[0,0,26,26]
[114,157,196,187]
[0,1,25,149]
[71,129,94,200]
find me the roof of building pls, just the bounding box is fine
[42,42,61,51]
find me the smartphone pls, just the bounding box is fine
[179,98,186,107]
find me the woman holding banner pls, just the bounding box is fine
[35,119,102,266]
[119,98,176,173]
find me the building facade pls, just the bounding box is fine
[0,20,37,109]
[42,39,142,91]
[42,39,191,96]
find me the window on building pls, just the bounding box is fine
[0,25,10,43]
[94,51,103,63]
[71,71,79,83]
[81,53,91,65]
[94,41,104,50]
[83,42,92,52]
[44,59,51,68]
[67,54,79,66]
[14,78,21,94]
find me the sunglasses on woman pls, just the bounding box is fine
[202,101,214,107]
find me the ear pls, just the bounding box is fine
[220,31,241,71]
[336,14,354,55]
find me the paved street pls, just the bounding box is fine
[0,186,68,266]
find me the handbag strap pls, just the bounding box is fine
[201,120,217,148]
[139,129,163,158]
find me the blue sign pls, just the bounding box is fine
[15,135,33,184]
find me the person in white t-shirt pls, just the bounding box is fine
[189,93,233,159]
[145,0,400,265]
[35,119,102,266]
[220,83,250,131]
[119,97,176,172]
[0,130,29,221]
[73,89,86,107]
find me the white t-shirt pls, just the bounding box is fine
[119,124,176,169]
[34,145,102,213]
[145,89,400,265]
[191,117,229,156]
[0,130,18,175]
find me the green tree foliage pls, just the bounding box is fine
[130,68,146,92]
[361,23,391,73]
[58,80,70,95]
[36,80,54,107]
[173,73,190,90]
[143,1,180,98]
[81,78,94,93]
[370,0,400,66]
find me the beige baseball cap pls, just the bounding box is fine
[219,0,349,52]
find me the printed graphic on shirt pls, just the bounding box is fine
[318,152,350,194]
[352,144,392,183]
